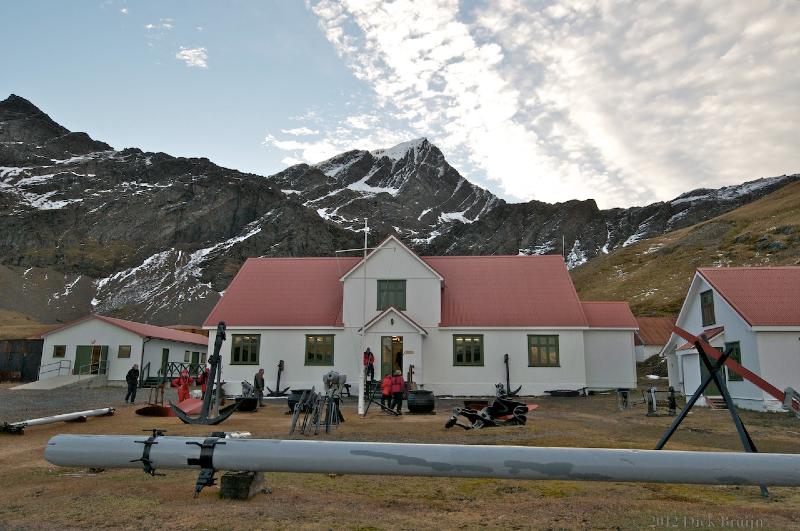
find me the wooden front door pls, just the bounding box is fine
[380,336,403,377]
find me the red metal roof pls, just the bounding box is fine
[581,302,638,329]
[677,326,724,351]
[698,267,800,326]
[425,255,589,327]
[206,254,637,328]
[635,316,677,345]
[204,257,360,328]
[43,314,208,346]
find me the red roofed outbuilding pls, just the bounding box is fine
[662,266,800,412]
[204,236,639,396]
[38,314,208,385]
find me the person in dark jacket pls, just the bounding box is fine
[125,364,139,404]
[254,368,265,408]
[390,369,405,415]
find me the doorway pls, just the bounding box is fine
[380,336,403,377]
[73,346,108,375]
[699,354,721,397]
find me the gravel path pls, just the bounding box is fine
[0,385,182,422]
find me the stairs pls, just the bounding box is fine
[706,396,729,409]
[139,376,166,389]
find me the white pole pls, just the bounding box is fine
[2,408,115,433]
[44,435,800,486]
[358,218,368,416]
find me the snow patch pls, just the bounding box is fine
[371,138,427,162]
[438,211,474,224]
[417,208,432,221]
[411,230,441,245]
[565,240,587,269]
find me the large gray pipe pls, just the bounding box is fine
[45,435,800,486]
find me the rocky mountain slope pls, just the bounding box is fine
[0,95,362,325]
[424,175,798,268]
[268,138,500,242]
[1,93,796,328]
[572,180,800,315]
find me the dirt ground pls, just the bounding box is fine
[0,392,798,530]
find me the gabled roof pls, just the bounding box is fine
[206,252,626,328]
[43,314,208,346]
[698,267,800,326]
[425,255,589,327]
[339,235,443,281]
[677,326,724,351]
[204,257,360,327]
[581,302,638,329]
[635,316,677,345]
[359,307,428,335]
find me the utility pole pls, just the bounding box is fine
[359,218,368,416]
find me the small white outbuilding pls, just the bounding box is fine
[38,314,208,384]
[661,267,800,412]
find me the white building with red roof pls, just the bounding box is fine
[662,266,800,411]
[204,236,639,396]
[38,314,208,384]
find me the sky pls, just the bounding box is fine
[1,0,798,209]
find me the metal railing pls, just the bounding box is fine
[158,362,204,379]
[38,359,71,378]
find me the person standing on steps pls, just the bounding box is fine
[363,347,375,381]
[124,364,139,404]
[254,368,266,408]
[390,369,405,415]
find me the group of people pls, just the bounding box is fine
[123,363,212,405]
[363,347,406,415]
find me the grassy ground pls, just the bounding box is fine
[1,393,798,530]
[572,181,800,316]
[0,309,58,340]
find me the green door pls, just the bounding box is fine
[160,348,169,375]
[74,346,92,375]
[700,354,721,396]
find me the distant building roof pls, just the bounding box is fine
[206,253,635,329]
[43,314,208,346]
[635,316,677,346]
[581,302,638,329]
[698,266,800,326]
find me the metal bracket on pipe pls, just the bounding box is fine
[186,437,226,496]
[130,429,167,476]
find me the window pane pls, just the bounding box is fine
[118,345,131,358]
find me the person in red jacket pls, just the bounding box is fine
[171,369,192,402]
[390,369,405,415]
[195,367,210,398]
[381,373,392,410]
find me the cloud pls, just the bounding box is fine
[120,7,128,15]
[145,18,173,31]
[281,127,319,136]
[281,156,305,166]
[175,47,208,69]
[304,0,800,208]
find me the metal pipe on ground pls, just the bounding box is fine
[2,408,115,434]
[45,435,800,486]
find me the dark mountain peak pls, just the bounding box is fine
[0,94,45,118]
[370,137,431,162]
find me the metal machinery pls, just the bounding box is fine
[170,322,240,425]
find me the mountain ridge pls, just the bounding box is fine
[1,93,797,328]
